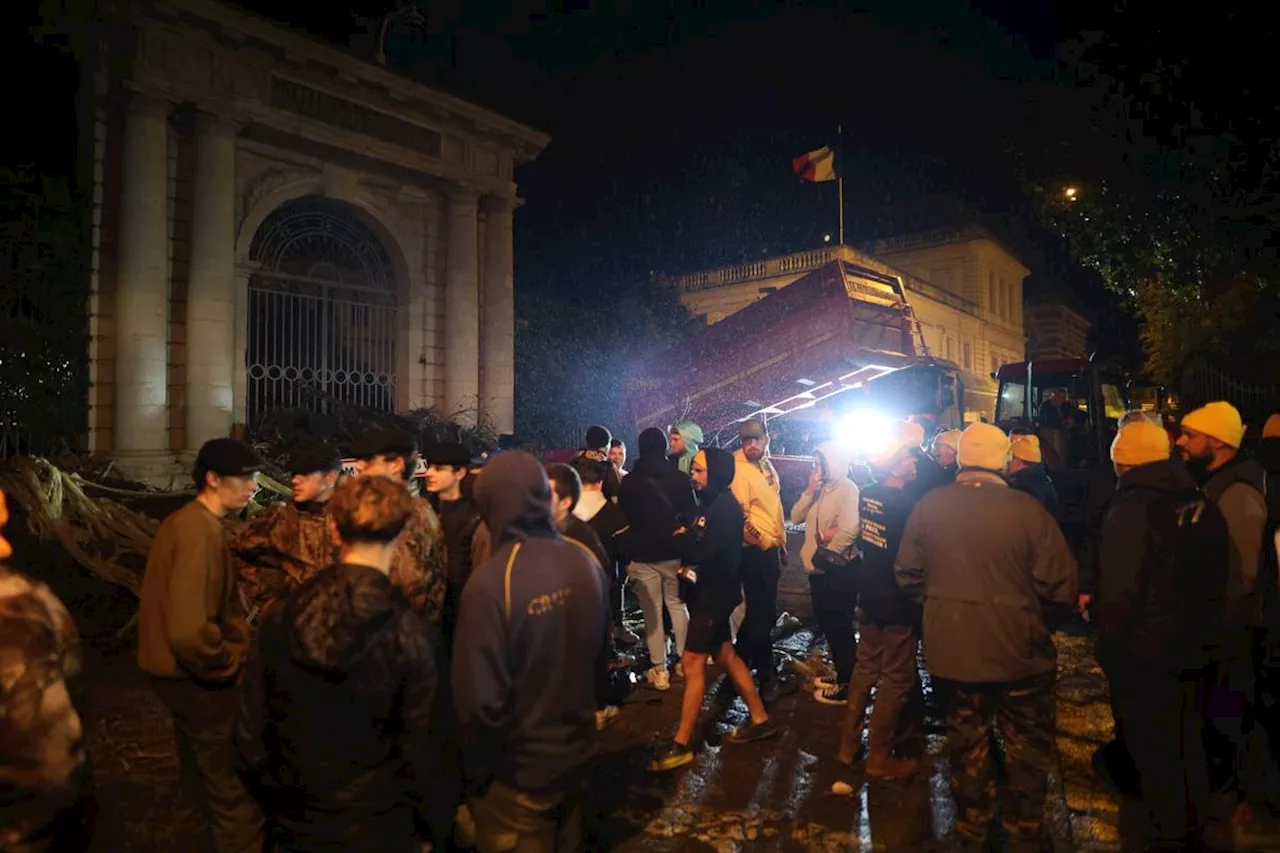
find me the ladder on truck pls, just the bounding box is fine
[834,262,931,358]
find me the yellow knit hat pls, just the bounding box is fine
[1181,401,1246,448]
[1264,414,1280,440]
[1111,421,1171,466]
[1011,434,1042,464]
[958,422,1010,471]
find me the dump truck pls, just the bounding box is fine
[623,259,965,444]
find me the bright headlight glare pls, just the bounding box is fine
[836,410,894,456]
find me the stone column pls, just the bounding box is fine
[444,187,480,424]
[481,196,515,435]
[184,112,238,455]
[113,92,173,475]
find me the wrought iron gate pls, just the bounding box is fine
[246,197,398,424]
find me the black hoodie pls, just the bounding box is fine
[233,563,446,853]
[453,451,609,798]
[674,447,743,617]
[617,428,698,562]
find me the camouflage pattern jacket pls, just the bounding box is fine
[391,498,449,627]
[231,501,339,622]
[0,564,91,848]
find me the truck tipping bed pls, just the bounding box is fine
[623,260,927,437]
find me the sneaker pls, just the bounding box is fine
[814,683,849,705]
[727,719,779,744]
[595,705,620,731]
[647,741,694,772]
[813,675,838,690]
[646,667,671,691]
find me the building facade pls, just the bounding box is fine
[1024,295,1092,360]
[73,0,547,482]
[667,225,1030,419]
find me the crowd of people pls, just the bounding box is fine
[1,401,1279,853]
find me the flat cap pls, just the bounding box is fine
[423,441,473,468]
[288,441,342,475]
[739,418,768,440]
[585,425,612,450]
[349,427,417,460]
[196,438,262,477]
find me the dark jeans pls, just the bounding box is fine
[734,545,780,684]
[1108,660,1208,850]
[808,569,858,684]
[935,671,1056,853]
[471,781,582,853]
[151,678,264,853]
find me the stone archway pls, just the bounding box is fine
[244,196,400,424]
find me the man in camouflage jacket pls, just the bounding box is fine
[1,489,94,852]
[351,428,449,627]
[231,443,342,622]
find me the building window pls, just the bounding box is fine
[963,341,972,370]
[991,354,1000,374]
[999,277,1008,319]
[946,337,955,361]
[988,272,996,312]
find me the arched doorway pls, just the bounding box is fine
[246,196,399,425]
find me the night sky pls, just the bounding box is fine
[16,0,1270,363]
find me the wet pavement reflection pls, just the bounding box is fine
[590,600,1128,852]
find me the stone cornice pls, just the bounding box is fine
[147,0,550,162]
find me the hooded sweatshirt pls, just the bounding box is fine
[618,428,699,562]
[674,448,744,617]
[789,442,861,574]
[669,420,704,474]
[453,452,609,797]
[233,563,446,853]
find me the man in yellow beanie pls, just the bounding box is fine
[894,421,1076,850]
[1008,434,1060,521]
[1176,401,1274,822]
[1095,421,1230,849]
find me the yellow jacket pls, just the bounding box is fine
[730,449,786,550]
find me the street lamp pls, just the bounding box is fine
[1064,186,1079,202]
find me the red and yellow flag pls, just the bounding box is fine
[792,145,836,183]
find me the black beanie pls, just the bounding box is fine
[638,427,667,458]
[585,425,612,450]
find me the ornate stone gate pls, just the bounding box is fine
[73,0,548,482]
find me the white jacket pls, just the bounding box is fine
[789,442,861,574]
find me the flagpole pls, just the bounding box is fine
[836,124,844,246]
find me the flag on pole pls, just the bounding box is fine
[792,145,836,183]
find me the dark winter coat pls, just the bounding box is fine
[895,469,1077,683]
[617,453,698,563]
[673,447,743,618]
[453,452,609,798]
[435,496,487,646]
[1258,438,1280,525]
[856,483,920,626]
[1096,459,1229,673]
[233,563,446,853]
[1008,463,1061,523]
